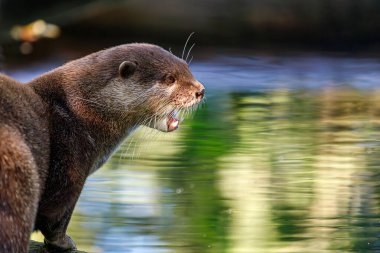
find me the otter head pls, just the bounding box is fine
[67,43,204,133]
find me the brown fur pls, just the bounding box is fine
[0,43,204,252]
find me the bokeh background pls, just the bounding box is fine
[2,1,380,253]
[2,0,380,63]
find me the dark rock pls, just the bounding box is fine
[29,241,87,253]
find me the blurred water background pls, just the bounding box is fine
[2,1,380,252]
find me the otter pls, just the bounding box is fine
[0,43,205,253]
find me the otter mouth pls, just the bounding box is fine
[145,109,181,132]
[167,113,180,132]
[164,109,181,132]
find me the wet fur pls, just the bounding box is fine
[0,43,204,253]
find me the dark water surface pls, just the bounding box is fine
[10,54,380,253]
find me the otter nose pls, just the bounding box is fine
[195,89,205,99]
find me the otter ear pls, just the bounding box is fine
[119,61,136,78]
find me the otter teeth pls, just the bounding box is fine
[167,115,179,132]
[146,111,180,132]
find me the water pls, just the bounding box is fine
[9,53,380,252]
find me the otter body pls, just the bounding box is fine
[0,44,204,253]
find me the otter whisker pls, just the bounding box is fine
[132,132,145,160]
[182,32,195,60]
[131,97,169,124]
[138,125,159,157]
[120,132,138,162]
[184,108,189,121]
[119,100,172,161]
[126,102,201,160]
[188,106,193,118]
[153,115,158,130]
[131,100,171,131]
[118,93,204,161]
[139,100,171,123]
[123,129,146,160]
[145,124,159,144]
[194,104,200,118]
[184,107,188,119]
[190,106,195,119]
[178,107,185,120]
[184,107,190,120]
[188,56,194,65]
[120,112,157,162]
[131,125,156,161]
[130,136,139,160]
[185,43,195,63]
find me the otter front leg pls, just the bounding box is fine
[36,177,85,252]
[37,201,78,251]
[39,207,77,251]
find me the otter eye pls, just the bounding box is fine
[164,75,176,85]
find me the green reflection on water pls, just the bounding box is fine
[65,87,380,253]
